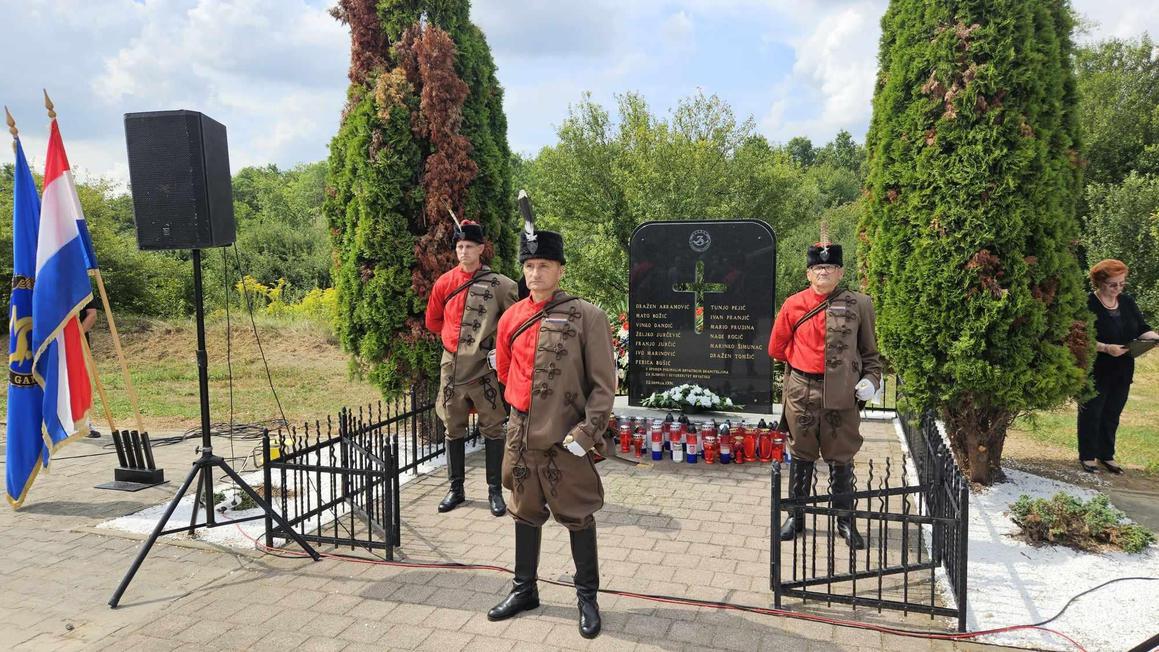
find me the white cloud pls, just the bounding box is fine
[502,78,589,155]
[1071,1,1159,42]
[2,0,348,184]
[3,0,1158,188]
[93,0,348,167]
[470,0,620,58]
[661,10,695,53]
[760,0,886,144]
[757,0,1159,146]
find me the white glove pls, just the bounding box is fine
[564,439,588,457]
[487,349,497,370]
[854,378,876,401]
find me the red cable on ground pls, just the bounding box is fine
[231,525,1087,651]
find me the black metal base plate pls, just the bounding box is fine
[115,467,166,485]
[95,480,170,492]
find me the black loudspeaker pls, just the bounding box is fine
[124,110,236,250]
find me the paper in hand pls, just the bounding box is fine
[1127,338,1159,358]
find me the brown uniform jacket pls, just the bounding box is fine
[448,269,518,386]
[821,290,882,410]
[507,291,617,453]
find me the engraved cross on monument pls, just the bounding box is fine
[672,260,727,334]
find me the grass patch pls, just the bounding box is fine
[1010,354,1159,473]
[1010,492,1156,553]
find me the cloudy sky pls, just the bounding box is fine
[1,0,1156,185]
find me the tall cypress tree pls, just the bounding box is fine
[326,0,513,395]
[862,0,1090,484]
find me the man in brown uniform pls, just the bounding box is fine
[768,240,881,549]
[487,219,616,639]
[425,220,519,516]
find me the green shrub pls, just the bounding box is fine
[220,276,338,333]
[326,1,513,398]
[1010,492,1155,554]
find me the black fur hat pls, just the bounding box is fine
[456,220,485,245]
[806,243,843,268]
[520,230,566,265]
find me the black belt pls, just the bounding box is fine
[789,366,824,382]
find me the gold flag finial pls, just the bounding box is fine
[5,106,16,152]
[5,106,17,140]
[43,89,57,120]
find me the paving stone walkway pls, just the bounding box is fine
[1,420,1002,651]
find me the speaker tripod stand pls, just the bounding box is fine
[109,250,319,608]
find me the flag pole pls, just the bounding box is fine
[92,271,145,433]
[44,90,147,434]
[80,318,117,434]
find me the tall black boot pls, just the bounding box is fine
[570,525,601,639]
[779,460,814,541]
[438,437,466,513]
[485,438,507,517]
[488,523,541,621]
[832,462,866,550]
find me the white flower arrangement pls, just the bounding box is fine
[640,384,738,412]
[612,320,629,387]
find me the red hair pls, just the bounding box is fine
[1090,259,1129,287]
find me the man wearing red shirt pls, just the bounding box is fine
[425,221,518,516]
[486,221,615,640]
[768,241,881,549]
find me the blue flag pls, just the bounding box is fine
[6,137,48,509]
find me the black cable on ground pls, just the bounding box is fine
[1029,576,1158,627]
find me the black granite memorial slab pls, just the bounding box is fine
[628,220,776,412]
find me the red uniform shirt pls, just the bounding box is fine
[425,266,476,352]
[768,287,829,374]
[495,294,551,413]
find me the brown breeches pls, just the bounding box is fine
[436,353,506,441]
[501,411,604,531]
[783,370,863,464]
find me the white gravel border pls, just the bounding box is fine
[893,419,1159,651]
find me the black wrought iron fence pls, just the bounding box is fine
[262,417,399,558]
[770,408,968,631]
[900,408,969,627]
[261,379,479,556]
[396,380,480,476]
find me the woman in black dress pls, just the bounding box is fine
[1078,259,1159,474]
